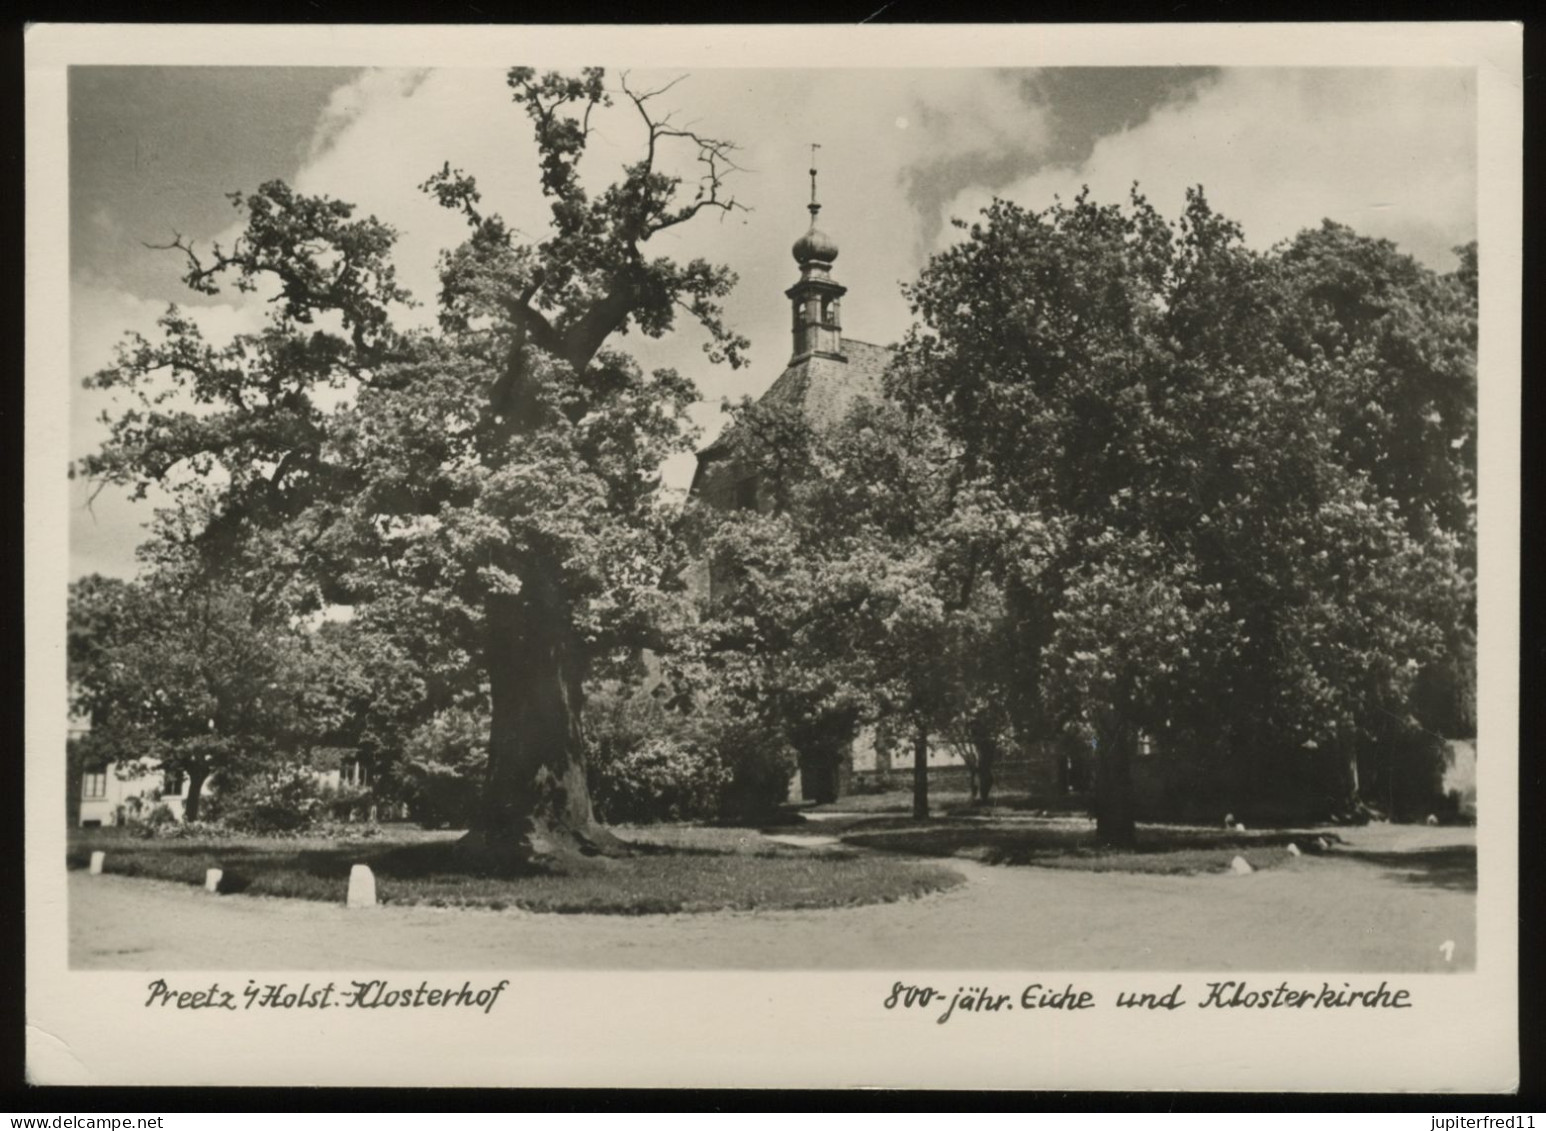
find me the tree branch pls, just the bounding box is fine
[617,72,748,242]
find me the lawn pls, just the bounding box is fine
[66,824,964,914]
[835,815,1335,875]
[807,788,1103,818]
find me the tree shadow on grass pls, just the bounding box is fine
[1336,845,1477,893]
[71,830,958,912]
[70,831,822,890]
[345,834,818,883]
[844,821,1310,855]
[837,820,1337,874]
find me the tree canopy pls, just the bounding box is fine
[74,68,753,868]
[693,187,1475,844]
[886,188,1474,840]
[73,68,1474,850]
[67,569,329,820]
[696,393,1028,815]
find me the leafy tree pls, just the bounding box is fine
[76,69,749,870]
[892,189,1472,842]
[1276,224,1476,541]
[699,396,1028,818]
[400,704,491,828]
[302,618,439,810]
[66,571,324,821]
[685,397,857,804]
[1275,224,1479,781]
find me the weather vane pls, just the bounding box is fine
[809,142,822,216]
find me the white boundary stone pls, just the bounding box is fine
[88,851,104,875]
[347,863,377,909]
[204,868,222,893]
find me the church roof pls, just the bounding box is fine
[697,337,895,462]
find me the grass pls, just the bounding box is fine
[67,824,964,914]
[807,789,979,815]
[837,817,1333,875]
[808,788,1097,818]
[803,788,1338,875]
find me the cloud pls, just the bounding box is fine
[308,68,434,164]
[72,277,266,440]
[277,66,1061,492]
[68,66,1479,578]
[904,68,1221,252]
[941,68,1476,270]
[290,68,547,331]
[69,277,270,578]
[285,67,1067,344]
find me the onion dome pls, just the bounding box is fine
[793,223,839,265]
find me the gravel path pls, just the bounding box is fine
[69,824,1474,971]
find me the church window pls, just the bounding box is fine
[82,769,107,800]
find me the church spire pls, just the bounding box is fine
[809,142,822,219]
[787,144,845,362]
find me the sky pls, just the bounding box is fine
[67,65,1478,580]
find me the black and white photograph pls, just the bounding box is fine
[24,23,1521,1091]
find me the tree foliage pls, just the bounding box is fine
[75,69,752,868]
[696,393,1030,816]
[67,570,329,821]
[890,188,1474,838]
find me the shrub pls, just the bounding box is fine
[587,684,712,823]
[310,818,385,840]
[400,707,488,829]
[585,683,795,824]
[132,803,179,837]
[150,819,231,840]
[589,735,730,824]
[1360,726,1450,823]
[707,715,795,822]
[217,768,328,834]
[322,783,373,822]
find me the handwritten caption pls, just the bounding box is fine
[884,980,1413,1024]
[144,978,509,1014]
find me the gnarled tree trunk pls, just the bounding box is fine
[457,572,624,872]
[456,297,640,873]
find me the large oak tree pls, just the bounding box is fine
[77,68,749,869]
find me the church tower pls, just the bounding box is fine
[786,155,847,363]
[690,150,891,519]
[686,149,900,803]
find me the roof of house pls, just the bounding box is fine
[696,337,895,465]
